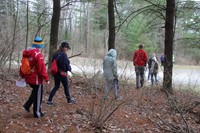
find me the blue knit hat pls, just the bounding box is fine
[32,36,44,48]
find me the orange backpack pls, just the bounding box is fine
[20,57,32,74]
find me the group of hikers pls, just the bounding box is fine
[20,36,75,118]
[19,36,166,118]
[133,45,160,89]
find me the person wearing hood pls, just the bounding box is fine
[20,36,49,118]
[103,49,121,100]
[149,54,159,85]
[147,53,158,81]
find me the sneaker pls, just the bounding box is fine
[46,101,53,106]
[34,113,45,118]
[68,97,75,104]
[23,106,30,112]
[115,96,122,100]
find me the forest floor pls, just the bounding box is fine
[0,68,200,133]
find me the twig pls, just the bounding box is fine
[164,89,190,133]
[147,116,174,132]
[156,114,179,132]
[102,101,125,124]
[68,52,82,59]
[45,52,82,66]
[185,101,200,112]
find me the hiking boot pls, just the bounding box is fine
[68,97,75,104]
[34,113,45,118]
[46,101,54,106]
[23,106,30,112]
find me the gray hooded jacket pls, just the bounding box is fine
[103,49,118,80]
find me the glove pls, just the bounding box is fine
[68,71,73,78]
[46,81,50,84]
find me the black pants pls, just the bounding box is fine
[24,84,43,117]
[48,73,71,102]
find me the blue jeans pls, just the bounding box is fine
[151,73,158,85]
[135,66,145,88]
[148,69,151,80]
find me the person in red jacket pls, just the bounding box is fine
[133,44,148,89]
[20,36,49,118]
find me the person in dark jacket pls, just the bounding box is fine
[133,44,148,89]
[47,42,75,106]
[20,36,49,118]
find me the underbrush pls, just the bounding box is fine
[0,69,200,132]
[73,72,200,133]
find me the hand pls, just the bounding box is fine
[68,71,73,77]
[46,81,50,84]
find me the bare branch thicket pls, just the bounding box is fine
[35,7,51,37]
[167,90,190,132]
[115,5,154,33]
[73,58,126,132]
[115,1,165,34]
[90,98,125,132]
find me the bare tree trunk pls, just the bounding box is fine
[86,2,90,56]
[48,0,61,67]
[83,2,88,55]
[8,0,19,71]
[25,0,29,49]
[108,0,115,50]
[163,0,175,93]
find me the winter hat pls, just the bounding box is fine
[61,42,71,50]
[32,36,44,48]
[152,56,158,62]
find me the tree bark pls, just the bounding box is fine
[108,0,115,50]
[48,0,61,67]
[26,0,29,49]
[163,0,175,93]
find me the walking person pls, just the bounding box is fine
[148,53,158,82]
[149,55,159,85]
[47,42,75,106]
[133,44,148,89]
[20,36,49,118]
[103,49,121,100]
[160,53,165,66]
[147,57,152,82]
